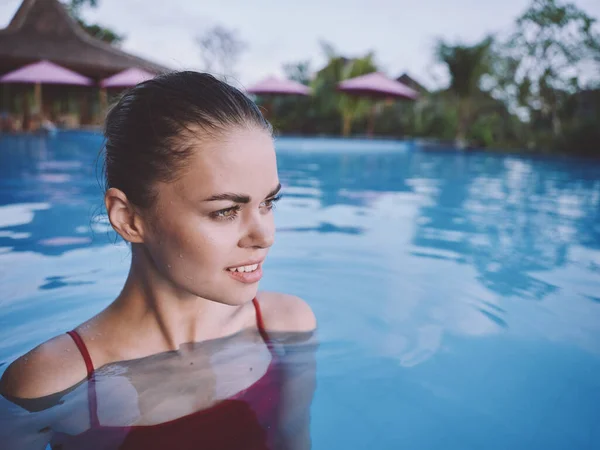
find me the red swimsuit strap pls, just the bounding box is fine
[66,330,100,428]
[252,297,271,345]
[66,330,94,378]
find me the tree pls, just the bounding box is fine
[337,54,378,136]
[61,0,124,45]
[435,36,493,144]
[196,26,248,81]
[65,0,97,12]
[311,42,378,136]
[503,0,600,137]
[283,60,312,85]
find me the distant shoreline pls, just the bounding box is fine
[1,129,598,161]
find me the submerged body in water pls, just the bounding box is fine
[1,299,316,449]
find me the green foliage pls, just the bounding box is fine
[336,54,378,136]
[499,0,600,138]
[66,0,98,14]
[436,37,493,99]
[61,0,124,45]
[309,43,378,135]
[559,121,600,156]
[263,0,600,156]
[283,61,312,85]
[435,36,494,142]
[267,62,316,134]
[75,19,124,45]
[416,94,459,140]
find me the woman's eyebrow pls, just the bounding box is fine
[203,183,281,203]
[203,192,251,203]
[266,183,282,198]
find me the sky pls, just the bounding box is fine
[1,0,599,89]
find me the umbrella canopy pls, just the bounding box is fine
[0,60,92,85]
[337,72,418,100]
[100,67,156,88]
[246,76,310,96]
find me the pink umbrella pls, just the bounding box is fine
[98,68,156,113]
[100,67,156,88]
[246,76,310,96]
[246,76,310,121]
[337,72,418,100]
[0,60,92,85]
[0,60,92,125]
[337,72,419,137]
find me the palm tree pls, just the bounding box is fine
[337,54,378,136]
[436,37,493,144]
[312,43,378,136]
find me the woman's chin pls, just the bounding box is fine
[206,285,259,307]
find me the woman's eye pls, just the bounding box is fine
[211,206,240,221]
[262,195,282,210]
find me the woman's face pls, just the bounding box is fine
[141,126,279,305]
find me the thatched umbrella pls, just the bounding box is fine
[98,67,156,110]
[0,60,92,128]
[246,75,310,119]
[337,72,418,137]
[246,75,311,96]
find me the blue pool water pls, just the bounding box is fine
[1,133,600,449]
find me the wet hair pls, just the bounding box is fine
[103,71,271,208]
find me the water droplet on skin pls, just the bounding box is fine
[179,254,183,259]
[90,337,95,341]
[167,264,172,269]
[66,348,71,352]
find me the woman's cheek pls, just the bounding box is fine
[187,225,226,258]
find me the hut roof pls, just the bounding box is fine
[396,73,429,94]
[0,0,169,80]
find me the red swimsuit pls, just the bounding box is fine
[50,299,281,450]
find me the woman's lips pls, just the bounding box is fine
[226,264,263,284]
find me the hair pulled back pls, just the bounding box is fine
[103,71,271,208]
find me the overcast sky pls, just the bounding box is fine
[1,0,599,89]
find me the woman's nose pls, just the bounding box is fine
[239,213,275,249]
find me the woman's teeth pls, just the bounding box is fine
[228,264,259,273]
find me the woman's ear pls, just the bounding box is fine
[105,188,146,243]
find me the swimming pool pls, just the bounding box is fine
[1,133,599,449]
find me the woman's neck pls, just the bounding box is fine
[103,246,247,356]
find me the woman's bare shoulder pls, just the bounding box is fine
[0,333,88,400]
[255,291,317,333]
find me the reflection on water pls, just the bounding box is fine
[0,329,316,450]
[0,134,109,257]
[1,134,600,449]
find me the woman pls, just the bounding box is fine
[0,71,317,449]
